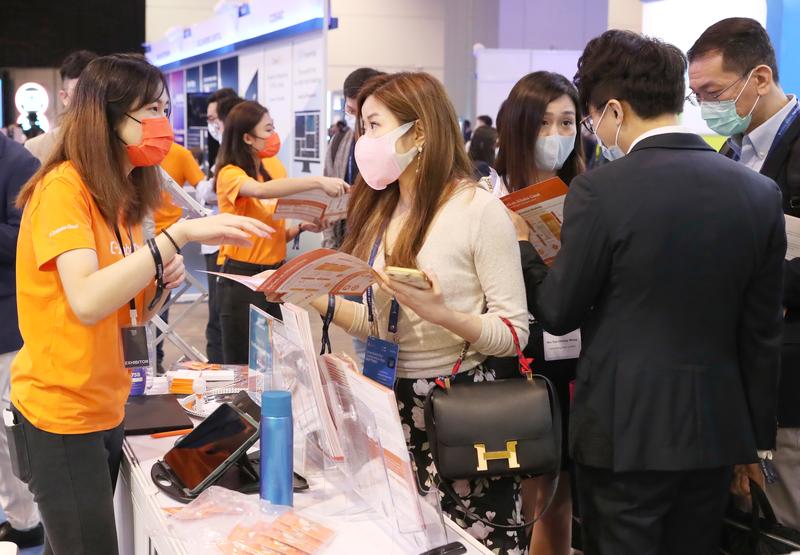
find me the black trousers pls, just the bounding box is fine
[218,258,283,365]
[204,253,223,364]
[575,463,733,555]
[12,406,124,555]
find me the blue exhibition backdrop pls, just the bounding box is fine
[767,0,800,96]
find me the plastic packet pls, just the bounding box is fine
[169,487,256,521]
[165,487,262,553]
[217,511,336,555]
[166,488,336,554]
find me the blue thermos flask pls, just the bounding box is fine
[260,391,293,506]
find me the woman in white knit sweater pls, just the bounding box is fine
[309,72,529,552]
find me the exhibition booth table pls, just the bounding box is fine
[113,411,492,555]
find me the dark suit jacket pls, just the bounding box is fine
[525,133,784,472]
[722,110,800,426]
[0,133,39,354]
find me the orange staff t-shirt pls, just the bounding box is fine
[12,162,150,434]
[154,142,205,234]
[216,157,288,266]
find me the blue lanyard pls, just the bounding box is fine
[766,101,800,160]
[345,143,356,185]
[727,100,800,163]
[366,230,400,338]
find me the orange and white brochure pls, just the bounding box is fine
[272,190,350,222]
[206,249,376,305]
[501,176,569,266]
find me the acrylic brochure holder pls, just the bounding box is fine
[332,387,448,551]
[316,350,448,551]
[247,306,339,495]
[247,303,449,551]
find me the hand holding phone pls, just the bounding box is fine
[384,266,432,290]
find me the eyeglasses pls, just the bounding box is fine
[580,115,595,135]
[686,70,751,107]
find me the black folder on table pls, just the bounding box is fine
[123,395,193,436]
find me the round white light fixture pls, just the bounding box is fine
[15,82,50,133]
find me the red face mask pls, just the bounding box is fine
[124,115,174,167]
[252,132,281,159]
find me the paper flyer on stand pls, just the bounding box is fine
[205,249,376,305]
[273,190,350,222]
[279,304,344,462]
[501,176,569,265]
[248,305,278,391]
[786,215,800,260]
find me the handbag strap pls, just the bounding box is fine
[750,478,779,528]
[434,317,532,389]
[502,316,533,375]
[424,372,563,531]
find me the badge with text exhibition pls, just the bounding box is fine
[121,326,150,369]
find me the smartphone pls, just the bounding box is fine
[385,266,432,290]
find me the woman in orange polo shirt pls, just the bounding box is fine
[215,100,347,364]
[8,54,268,555]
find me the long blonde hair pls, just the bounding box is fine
[340,72,473,267]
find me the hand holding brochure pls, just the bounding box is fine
[272,190,350,222]
[501,176,569,265]
[207,248,376,305]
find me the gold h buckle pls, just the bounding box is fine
[474,441,519,472]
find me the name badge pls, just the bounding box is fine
[121,326,150,369]
[363,336,399,388]
[543,329,581,361]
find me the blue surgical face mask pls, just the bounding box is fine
[595,103,625,161]
[700,70,760,136]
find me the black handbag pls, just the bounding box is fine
[720,480,800,554]
[424,318,562,529]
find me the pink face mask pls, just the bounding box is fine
[354,121,420,190]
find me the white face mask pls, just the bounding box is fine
[595,103,625,161]
[535,134,576,171]
[207,121,222,143]
[344,112,356,130]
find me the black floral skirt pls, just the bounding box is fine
[394,364,528,554]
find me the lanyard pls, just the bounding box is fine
[366,229,400,340]
[345,142,356,185]
[766,101,800,161]
[727,101,800,163]
[320,294,335,356]
[113,225,138,326]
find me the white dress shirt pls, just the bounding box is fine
[628,125,696,153]
[736,95,798,172]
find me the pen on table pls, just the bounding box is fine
[150,428,194,439]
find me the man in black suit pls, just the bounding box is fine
[688,17,800,530]
[519,30,784,555]
[0,132,43,547]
